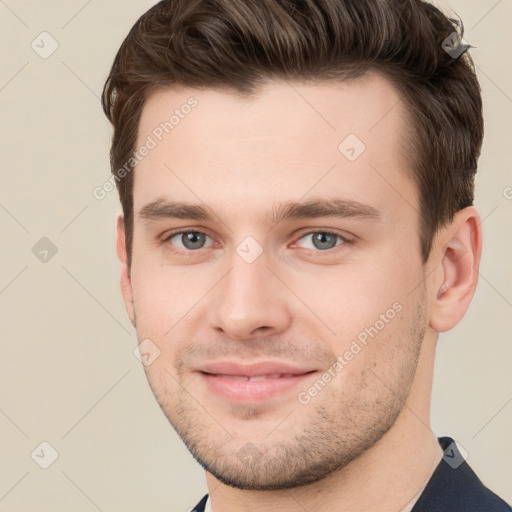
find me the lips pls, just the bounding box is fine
[196,361,318,401]
[212,373,297,381]
[199,361,315,377]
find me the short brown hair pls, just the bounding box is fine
[102,0,483,266]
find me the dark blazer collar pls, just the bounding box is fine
[411,437,511,511]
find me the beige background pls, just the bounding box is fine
[0,0,511,510]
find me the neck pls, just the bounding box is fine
[205,335,442,512]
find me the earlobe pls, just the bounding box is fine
[116,215,136,327]
[429,207,482,333]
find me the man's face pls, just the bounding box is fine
[121,74,432,489]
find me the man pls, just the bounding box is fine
[102,0,511,510]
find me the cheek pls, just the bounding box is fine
[130,268,170,334]
[320,302,421,413]
[311,260,422,372]
[130,259,207,332]
[291,257,413,335]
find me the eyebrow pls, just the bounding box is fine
[137,198,382,225]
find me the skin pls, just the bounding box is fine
[116,73,482,512]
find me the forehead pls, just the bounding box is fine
[133,74,417,222]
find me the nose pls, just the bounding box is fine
[208,256,293,341]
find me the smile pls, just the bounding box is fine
[197,363,318,402]
[209,373,297,381]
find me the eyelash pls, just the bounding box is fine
[161,229,352,256]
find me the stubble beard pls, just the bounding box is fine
[143,296,427,490]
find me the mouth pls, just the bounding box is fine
[196,361,318,402]
[206,373,301,381]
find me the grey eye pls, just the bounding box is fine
[299,232,343,250]
[170,231,211,250]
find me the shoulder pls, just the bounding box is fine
[412,437,511,512]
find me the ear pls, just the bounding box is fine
[116,215,136,327]
[429,206,482,333]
